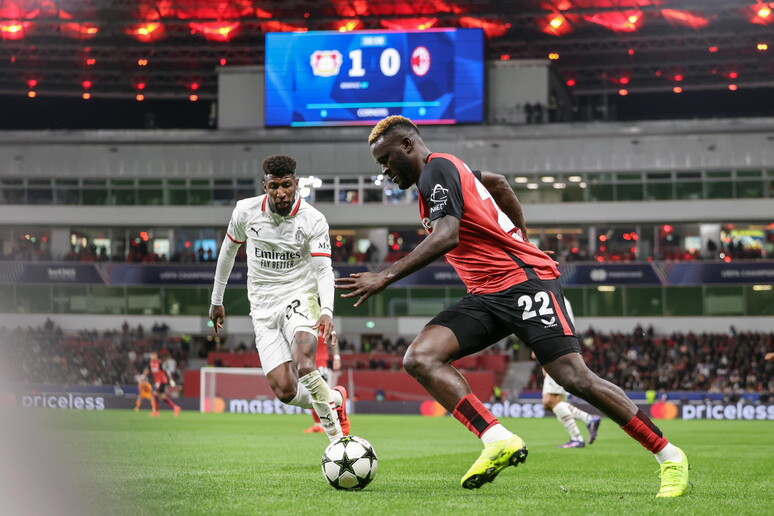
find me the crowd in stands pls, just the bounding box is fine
[0,319,187,387]
[527,326,774,399]
[3,321,772,401]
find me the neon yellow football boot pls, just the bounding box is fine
[460,434,528,489]
[656,447,690,498]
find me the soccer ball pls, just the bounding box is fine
[321,436,378,490]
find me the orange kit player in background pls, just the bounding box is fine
[304,330,342,433]
[143,351,181,417]
[134,375,158,415]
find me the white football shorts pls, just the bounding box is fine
[542,373,569,397]
[250,292,320,374]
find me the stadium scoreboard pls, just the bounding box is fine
[265,28,485,127]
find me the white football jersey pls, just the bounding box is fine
[226,194,332,306]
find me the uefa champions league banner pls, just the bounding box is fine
[658,261,774,285]
[3,262,774,286]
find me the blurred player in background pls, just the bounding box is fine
[536,299,601,448]
[134,375,158,415]
[209,154,349,442]
[143,351,181,417]
[336,116,688,497]
[304,330,342,433]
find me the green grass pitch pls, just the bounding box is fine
[14,410,774,515]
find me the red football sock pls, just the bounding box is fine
[621,409,668,453]
[452,394,499,438]
[312,411,321,423]
[164,397,177,408]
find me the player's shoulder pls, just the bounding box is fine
[296,199,328,223]
[234,195,264,212]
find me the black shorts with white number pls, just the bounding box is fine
[427,278,581,365]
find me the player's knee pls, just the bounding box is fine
[403,346,438,379]
[561,372,593,398]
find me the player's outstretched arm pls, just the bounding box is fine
[335,215,460,307]
[479,171,529,241]
[209,235,240,334]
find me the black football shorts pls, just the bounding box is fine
[427,278,581,365]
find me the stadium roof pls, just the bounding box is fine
[1,0,773,126]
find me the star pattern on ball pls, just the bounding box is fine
[333,450,359,477]
[360,444,378,467]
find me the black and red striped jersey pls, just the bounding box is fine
[417,152,560,294]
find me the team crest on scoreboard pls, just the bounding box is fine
[411,46,431,77]
[310,50,343,77]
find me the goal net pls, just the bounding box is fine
[200,367,274,413]
[199,367,353,414]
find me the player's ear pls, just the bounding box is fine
[401,136,413,152]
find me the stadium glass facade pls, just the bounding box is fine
[1,168,772,206]
[2,284,772,318]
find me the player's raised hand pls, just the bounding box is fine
[209,304,225,335]
[335,272,388,307]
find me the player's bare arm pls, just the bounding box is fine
[336,215,460,307]
[479,171,529,240]
[209,304,225,334]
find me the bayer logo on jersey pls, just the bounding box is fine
[321,436,378,490]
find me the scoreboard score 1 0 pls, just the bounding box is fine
[265,29,484,127]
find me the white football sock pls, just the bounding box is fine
[654,442,683,464]
[480,424,514,445]
[330,388,343,407]
[553,401,584,442]
[287,382,312,409]
[566,402,594,425]
[300,370,342,442]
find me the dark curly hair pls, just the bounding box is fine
[262,154,297,177]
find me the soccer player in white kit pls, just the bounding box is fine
[209,154,349,441]
[539,299,601,447]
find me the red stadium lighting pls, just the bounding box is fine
[219,57,227,66]
[189,82,200,91]
[673,74,683,82]
[619,77,630,85]
[729,84,738,91]
[81,80,92,89]
[27,90,36,98]
[82,92,91,100]
[599,235,607,242]
[136,94,144,101]
[189,94,198,102]
[126,21,165,43]
[189,21,241,42]
[673,86,683,93]
[27,79,37,88]
[566,79,576,87]
[708,46,719,52]
[628,48,635,55]
[758,5,772,18]
[500,54,510,60]
[729,71,739,79]
[549,16,564,29]
[135,82,146,90]
[85,57,96,66]
[618,89,629,96]
[548,52,560,60]
[459,17,510,38]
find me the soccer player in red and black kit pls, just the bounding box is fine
[335,115,689,497]
[143,351,181,417]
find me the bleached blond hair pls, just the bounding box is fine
[368,115,420,145]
